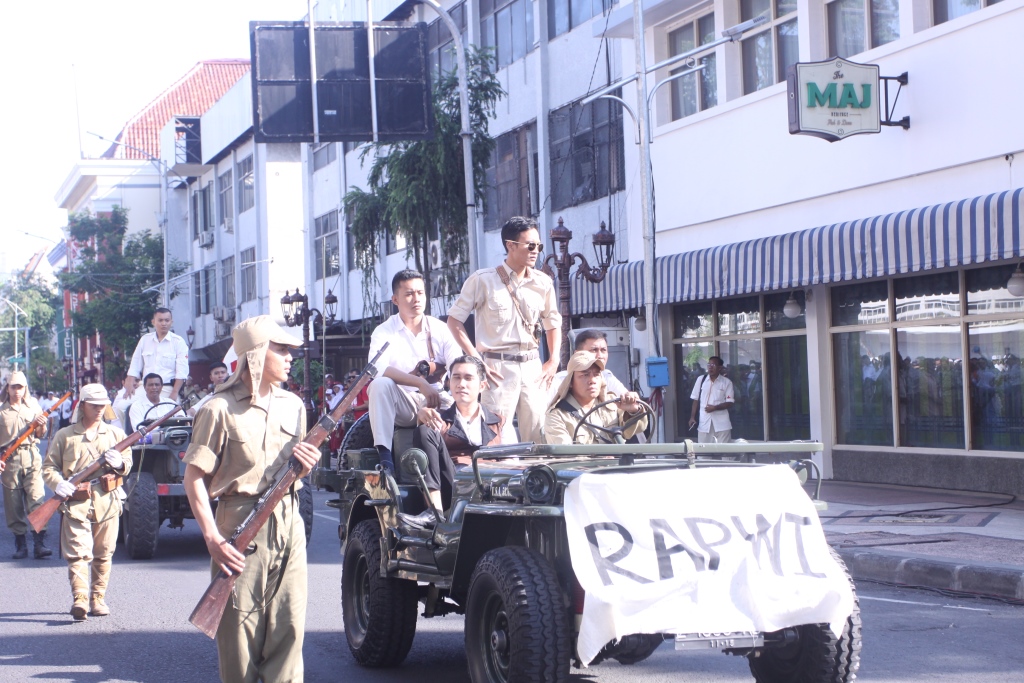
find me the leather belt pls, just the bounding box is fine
[483,350,539,363]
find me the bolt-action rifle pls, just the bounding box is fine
[28,393,198,533]
[1,390,73,463]
[189,342,389,639]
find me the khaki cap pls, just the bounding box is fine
[232,315,301,355]
[74,383,116,422]
[8,371,28,387]
[549,350,606,410]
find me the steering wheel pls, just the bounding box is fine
[571,398,657,445]
[140,401,183,427]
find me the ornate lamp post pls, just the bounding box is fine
[541,218,616,368]
[281,288,339,428]
[91,346,105,388]
[36,365,47,394]
[186,326,196,349]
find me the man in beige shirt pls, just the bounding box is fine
[42,383,132,620]
[183,315,320,683]
[448,216,562,443]
[1,371,50,559]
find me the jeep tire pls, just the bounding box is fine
[339,415,374,467]
[465,547,572,683]
[748,549,862,683]
[124,472,160,560]
[342,519,418,667]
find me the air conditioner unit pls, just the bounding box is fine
[198,231,214,248]
[215,321,232,338]
[428,239,442,269]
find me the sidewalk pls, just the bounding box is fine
[817,480,1024,603]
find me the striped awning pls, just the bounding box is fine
[571,189,1023,315]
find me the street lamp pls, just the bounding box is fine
[280,288,338,428]
[541,218,616,368]
[36,365,47,394]
[186,326,196,348]
[92,346,105,388]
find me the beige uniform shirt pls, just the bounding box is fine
[544,394,647,445]
[183,382,305,499]
[42,422,131,522]
[0,399,42,454]
[448,263,561,353]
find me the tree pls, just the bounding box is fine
[58,207,182,384]
[344,47,504,317]
[0,273,62,390]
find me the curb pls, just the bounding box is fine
[836,547,1024,603]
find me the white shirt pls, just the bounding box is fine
[454,405,483,447]
[110,388,134,430]
[368,314,463,394]
[689,374,735,432]
[128,395,176,430]
[127,330,190,384]
[551,368,629,402]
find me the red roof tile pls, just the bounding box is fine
[104,59,251,160]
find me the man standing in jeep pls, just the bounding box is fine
[124,307,189,402]
[447,216,561,443]
[367,270,463,473]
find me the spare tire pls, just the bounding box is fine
[339,415,374,469]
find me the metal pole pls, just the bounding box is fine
[367,0,380,144]
[632,1,658,362]
[417,0,478,272]
[309,0,320,145]
[302,305,315,430]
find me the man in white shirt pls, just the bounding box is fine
[687,356,735,443]
[551,329,635,401]
[367,270,462,472]
[188,362,230,416]
[127,374,177,431]
[124,308,189,402]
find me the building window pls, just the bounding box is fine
[482,0,534,69]
[827,0,899,58]
[194,266,217,316]
[668,12,717,121]
[386,231,407,255]
[240,247,257,303]
[549,94,625,211]
[192,183,213,239]
[314,210,341,280]
[484,124,537,232]
[218,170,234,232]
[222,256,235,307]
[549,0,612,39]
[740,0,798,95]
[830,265,1024,453]
[672,292,808,442]
[312,143,337,172]
[427,2,467,80]
[237,155,255,214]
[933,0,999,25]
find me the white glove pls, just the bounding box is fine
[103,449,124,470]
[55,480,76,498]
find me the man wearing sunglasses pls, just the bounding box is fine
[448,216,561,443]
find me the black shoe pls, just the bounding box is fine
[12,535,28,560]
[32,531,53,559]
[398,508,440,530]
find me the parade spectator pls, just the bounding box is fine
[688,356,735,443]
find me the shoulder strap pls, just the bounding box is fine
[495,265,534,330]
[424,319,436,361]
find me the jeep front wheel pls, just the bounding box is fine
[465,547,571,683]
[341,519,418,667]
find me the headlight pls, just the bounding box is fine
[522,465,557,505]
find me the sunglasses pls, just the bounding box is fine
[508,240,545,253]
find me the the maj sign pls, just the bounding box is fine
[788,58,880,142]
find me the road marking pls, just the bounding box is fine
[860,595,990,612]
[314,511,337,521]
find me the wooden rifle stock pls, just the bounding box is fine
[28,395,195,534]
[189,343,389,638]
[1,391,72,463]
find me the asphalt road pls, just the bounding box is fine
[2,489,1023,683]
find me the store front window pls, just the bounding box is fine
[673,292,807,442]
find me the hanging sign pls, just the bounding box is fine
[787,58,880,142]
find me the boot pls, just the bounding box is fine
[69,563,90,621]
[90,559,111,617]
[70,594,89,621]
[90,594,109,617]
[32,530,53,559]
[12,534,28,559]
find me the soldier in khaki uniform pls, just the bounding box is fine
[42,383,132,621]
[183,315,321,683]
[545,351,647,445]
[1,371,52,559]
[448,216,562,443]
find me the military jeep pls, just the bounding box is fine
[123,402,314,559]
[322,421,862,683]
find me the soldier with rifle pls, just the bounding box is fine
[41,383,132,620]
[1,371,51,559]
[183,315,321,683]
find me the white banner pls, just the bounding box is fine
[564,466,854,665]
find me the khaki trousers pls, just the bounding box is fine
[481,357,546,443]
[215,493,306,683]
[697,427,732,444]
[2,448,46,536]
[368,378,425,451]
[61,509,118,599]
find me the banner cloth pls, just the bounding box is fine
[564,465,854,665]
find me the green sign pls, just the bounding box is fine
[7,356,25,364]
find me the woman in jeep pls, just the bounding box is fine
[544,350,646,445]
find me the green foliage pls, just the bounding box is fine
[0,273,61,382]
[58,207,183,382]
[344,47,504,316]
[290,359,324,397]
